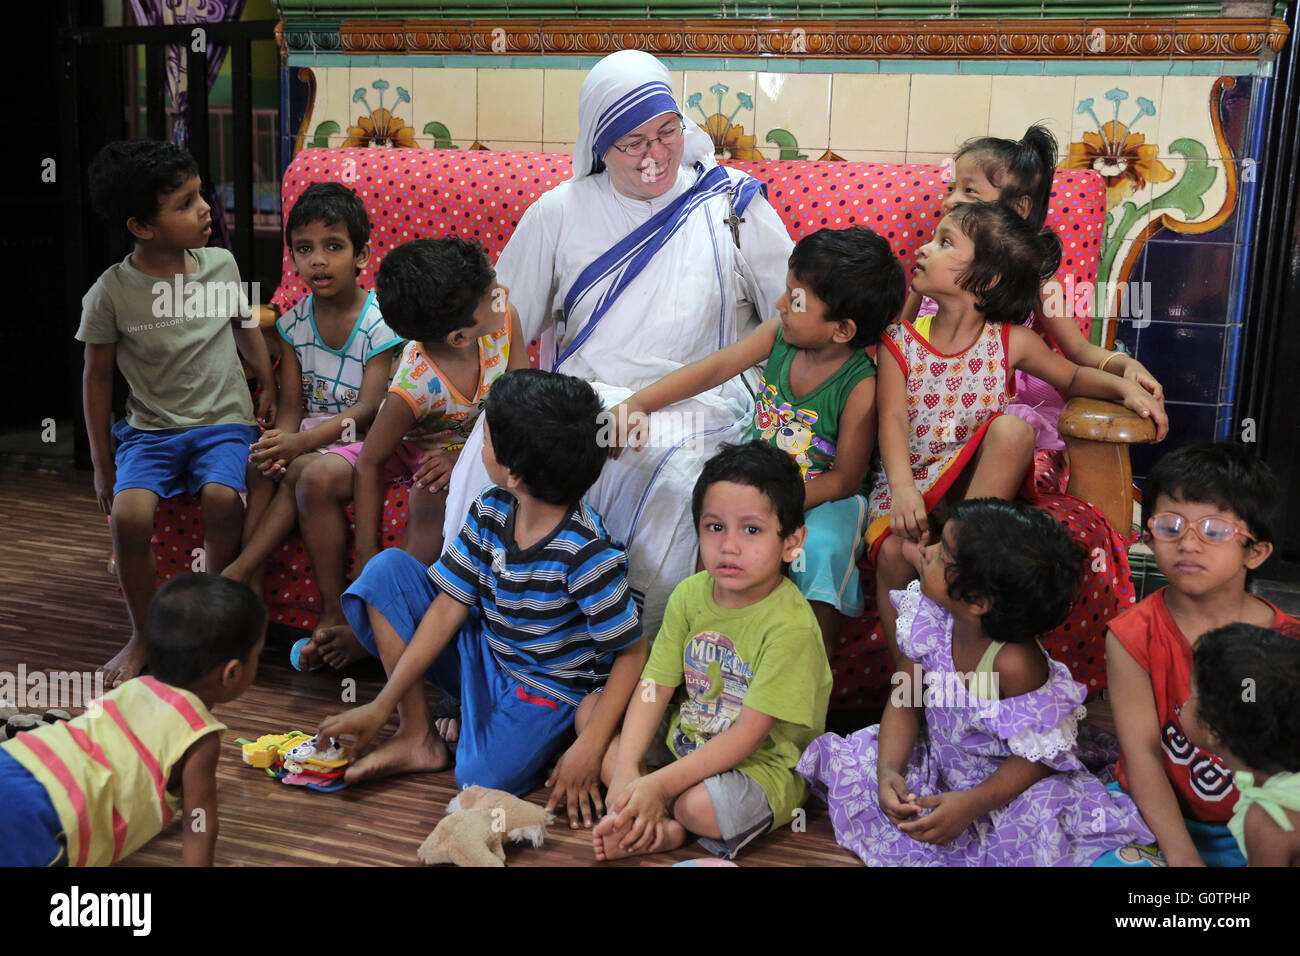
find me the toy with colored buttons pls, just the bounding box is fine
[236,732,352,792]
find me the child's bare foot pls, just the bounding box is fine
[592,813,687,861]
[434,717,460,743]
[102,637,147,688]
[311,617,367,669]
[345,728,450,784]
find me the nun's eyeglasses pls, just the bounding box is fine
[610,122,686,158]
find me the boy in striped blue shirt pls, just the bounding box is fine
[320,370,644,825]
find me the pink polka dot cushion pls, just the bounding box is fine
[273,150,1104,345]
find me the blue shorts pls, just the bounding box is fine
[791,495,868,617]
[342,548,579,796]
[1091,782,1247,867]
[112,420,259,498]
[0,749,67,866]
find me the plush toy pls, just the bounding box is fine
[237,732,351,792]
[417,786,554,867]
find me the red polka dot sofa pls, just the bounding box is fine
[152,147,1148,709]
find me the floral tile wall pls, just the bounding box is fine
[285,56,1273,479]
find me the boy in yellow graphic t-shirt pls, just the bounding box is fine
[594,441,832,861]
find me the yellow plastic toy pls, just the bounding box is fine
[241,731,312,769]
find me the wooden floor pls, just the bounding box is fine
[0,468,859,867]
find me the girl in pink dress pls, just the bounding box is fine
[870,202,1167,658]
[903,125,1164,456]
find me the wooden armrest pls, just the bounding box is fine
[1058,397,1157,445]
[1058,398,1157,533]
[255,304,280,330]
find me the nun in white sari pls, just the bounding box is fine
[442,50,794,634]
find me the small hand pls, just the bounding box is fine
[249,429,302,470]
[878,768,921,828]
[412,447,459,494]
[93,463,117,516]
[613,774,670,850]
[897,789,980,845]
[1121,385,1169,442]
[1122,360,1164,402]
[317,699,389,753]
[255,388,277,429]
[605,400,651,458]
[889,486,929,542]
[545,736,605,829]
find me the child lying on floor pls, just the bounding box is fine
[0,575,265,866]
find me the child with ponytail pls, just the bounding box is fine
[903,125,1165,452]
[870,202,1167,652]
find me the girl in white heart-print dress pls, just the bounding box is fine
[869,201,1168,657]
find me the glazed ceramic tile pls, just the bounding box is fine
[681,70,760,159]
[829,74,909,152]
[987,76,1075,153]
[753,73,831,161]
[906,75,992,155]
[542,69,586,143]
[477,69,544,142]
[409,68,477,150]
[1067,76,1164,156]
[1157,76,1224,159]
[1134,320,1227,403]
[831,150,909,164]
[345,66,416,146]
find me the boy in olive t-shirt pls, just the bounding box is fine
[77,140,276,688]
[593,441,832,861]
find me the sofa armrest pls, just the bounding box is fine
[1058,398,1157,534]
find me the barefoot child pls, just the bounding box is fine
[318,370,644,826]
[221,183,401,670]
[79,140,276,685]
[1105,442,1299,866]
[593,442,832,861]
[871,201,1168,656]
[609,227,905,654]
[302,237,528,670]
[903,125,1165,453]
[799,499,1154,865]
[1183,624,1300,866]
[0,575,265,866]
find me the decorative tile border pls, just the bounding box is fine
[278,17,1288,60]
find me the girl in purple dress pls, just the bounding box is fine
[798,499,1154,865]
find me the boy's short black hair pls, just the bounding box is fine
[946,498,1082,644]
[145,574,266,688]
[787,227,907,347]
[87,139,199,244]
[484,369,606,507]
[1192,623,1300,773]
[691,441,805,539]
[375,237,496,343]
[1144,441,1280,545]
[948,202,1062,326]
[284,181,371,251]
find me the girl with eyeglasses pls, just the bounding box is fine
[1098,441,1300,868]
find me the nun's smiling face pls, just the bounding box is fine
[603,112,685,201]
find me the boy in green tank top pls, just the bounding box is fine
[608,227,906,653]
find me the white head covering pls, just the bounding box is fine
[570,50,715,183]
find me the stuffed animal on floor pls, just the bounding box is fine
[417,786,554,867]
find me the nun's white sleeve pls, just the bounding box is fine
[735,189,795,324]
[494,196,562,345]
